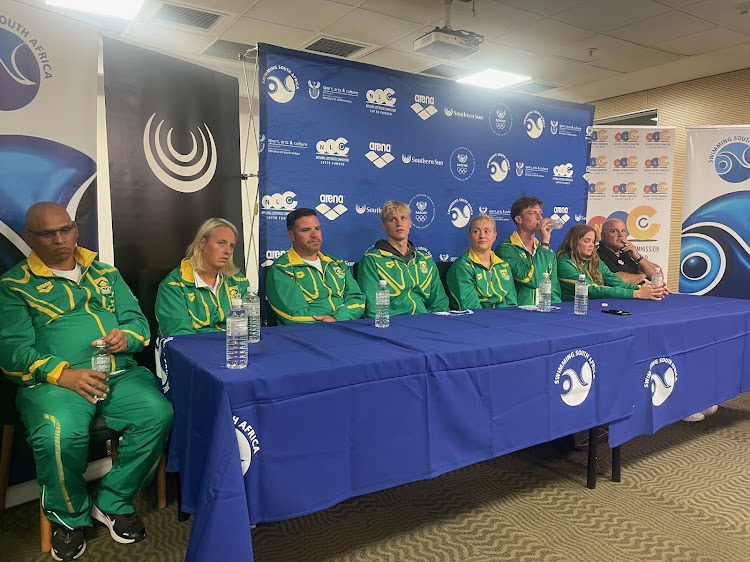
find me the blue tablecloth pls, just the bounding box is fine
[163,294,750,562]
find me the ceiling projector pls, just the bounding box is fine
[413,28,481,60]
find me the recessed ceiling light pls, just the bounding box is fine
[456,69,532,90]
[46,0,145,20]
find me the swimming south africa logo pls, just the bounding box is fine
[555,350,596,406]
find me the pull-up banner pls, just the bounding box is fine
[258,43,594,266]
[0,0,99,274]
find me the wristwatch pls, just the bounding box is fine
[540,242,550,248]
[633,256,643,264]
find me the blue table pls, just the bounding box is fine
[163,305,640,561]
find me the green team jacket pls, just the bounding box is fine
[265,248,365,325]
[495,232,561,306]
[557,255,641,301]
[358,243,449,317]
[155,259,249,336]
[0,247,150,387]
[446,250,518,310]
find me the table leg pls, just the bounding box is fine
[612,445,621,482]
[586,426,597,489]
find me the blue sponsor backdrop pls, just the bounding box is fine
[258,43,594,267]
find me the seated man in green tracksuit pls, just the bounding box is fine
[494,196,561,307]
[0,202,173,561]
[358,200,449,317]
[265,208,365,324]
[155,218,249,336]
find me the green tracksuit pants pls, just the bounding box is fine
[16,366,173,529]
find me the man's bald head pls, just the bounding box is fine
[22,202,78,269]
[600,218,628,252]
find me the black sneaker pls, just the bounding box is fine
[51,525,86,561]
[91,505,146,544]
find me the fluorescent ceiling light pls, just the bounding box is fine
[457,69,532,90]
[46,0,145,20]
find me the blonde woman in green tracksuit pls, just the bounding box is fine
[155,218,249,336]
[265,208,365,324]
[357,200,448,318]
[0,203,173,560]
[446,214,517,309]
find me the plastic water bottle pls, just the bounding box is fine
[651,267,663,286]
[91,340,112,374]
[375,280,390,328]
[539,272,552,312]
[226,298,248,369]
[242,289,261,343]
[574,273,588,315]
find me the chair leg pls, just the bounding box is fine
[0,424,14,512]
[157,453,167,509]
[40,501,52,552]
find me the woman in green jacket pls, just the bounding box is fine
[556,225,665,301]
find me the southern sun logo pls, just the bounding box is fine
[143,113,217,193]
[555,350,596,406]
[645,357,677,406]
[0,20,51,111]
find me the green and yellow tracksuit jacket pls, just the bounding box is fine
[0,247,149,386]
[446,250,518,310]
[495,232,561,306]
[155,259,249,336]
[358,240,449,317]
[265,248,365,325]
[557,255,641,301]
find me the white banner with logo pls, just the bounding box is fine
[0,0,99,274]
[586,127,675,280]
[681,126,750,298]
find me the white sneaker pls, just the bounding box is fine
[682,412,705,422]
[701,405,718,416]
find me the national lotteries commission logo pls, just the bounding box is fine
[262,64,299,104]
[0,18,52,111]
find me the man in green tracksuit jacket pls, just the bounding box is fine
[0,203,173,560]
[266,208,365,325]
[357,200,449,317]
[156,218,249,336]
[494,196,561,306]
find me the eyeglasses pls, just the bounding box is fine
[27,223,77,239]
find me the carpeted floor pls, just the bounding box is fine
[4,394,750,562]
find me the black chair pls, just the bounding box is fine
[261,265,278,327]
[435,261,453,303]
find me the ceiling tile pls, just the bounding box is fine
[359,0,445,24]
[460,42,538,75]
[493,19,596,53]
[246,0,353,32]
[550,34,645,62]
[531,57,621,87]
[221,16,316,48]
[328,0,365,5]
[554,0,671,32]
[591,47,682,73]
[495,0,589,17]
[654,27,750,55]
[682,0,750,34]
[449,1,542,40]
[607,10,716,45]
[322,8,423,45]
[123,22,216,56]
[357,47,438,72]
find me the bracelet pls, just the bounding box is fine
[633,256,643,264]
[540,242,550,248]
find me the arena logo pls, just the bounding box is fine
[644,156,670,169]
[554,350,596,407]
[448,198,473,228]
[645,130,671,142]
[143,113,217,193]
[614,129,640,142]
[365,141,395,168]
[233,415,261,475]
[644,357,677,406]
[488,103,512,136]
[524,110,545,139]
[262,64,299,104]
[260,249,286,267]
[644,182,669,194]
[612,182,637,194]
[355,204,382,215]
[316,193,348,220]
[366,87,396,115]
[262,191,298,210]
[0,17,52,112]
[613,155,638,168]
[449,147,475,181]
[487,153,510,183]
[409,193,435,229]
[411,93,437,120]
[551,206,570,226]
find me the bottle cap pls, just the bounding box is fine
[601,302,609,307]
[231,298,243,308]
[95,339,105,347]
[378,280,387,287]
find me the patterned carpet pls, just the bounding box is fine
[4,394,750,562]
